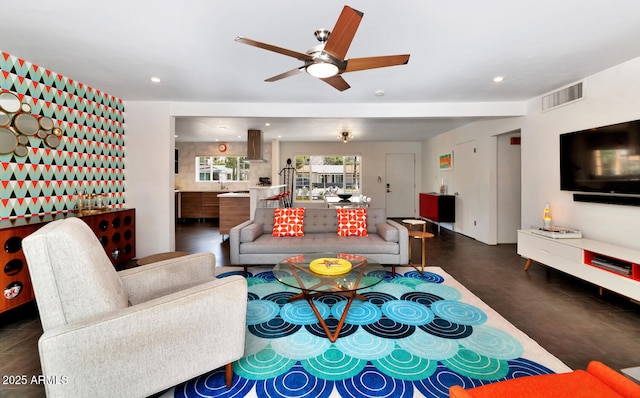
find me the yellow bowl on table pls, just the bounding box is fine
[309,258,352,275]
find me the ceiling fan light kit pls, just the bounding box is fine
[236,5,410,91]
[306,62,339,78]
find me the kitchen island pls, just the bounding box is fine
[249,184,286,217]
[218,192,251,236]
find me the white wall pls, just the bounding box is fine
[279,141,422,213]
[422,56,640,250]
[421,118,522,244]
[124,102,175,257]
[521,57,640,250]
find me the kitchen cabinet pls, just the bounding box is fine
[178,191,222,220]
[219,194,250,235]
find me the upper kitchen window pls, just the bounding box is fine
[195,156,249,182]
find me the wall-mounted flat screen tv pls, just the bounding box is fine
[560,119,640,195]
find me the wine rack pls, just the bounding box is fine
[0,208,135,314]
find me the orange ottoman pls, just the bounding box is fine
[449,361,640,398]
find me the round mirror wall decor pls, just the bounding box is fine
[0,92,20,113]
[17,135,29,145]
[0,127,18,154]
[45,134,61,148]
[39,116,54,130]
[0,111,10,127]
[14,114,39,135]
[13,145,28,157]
[0,90,64,156]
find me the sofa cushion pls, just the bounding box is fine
[252,207,389,234]
[240,233,399,255]
[376,222,399,242]
[303,208,339,233]
[273,207,305,236]
[337,208,368,236]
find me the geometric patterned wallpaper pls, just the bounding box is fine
[0,51,126,220]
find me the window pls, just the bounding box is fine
[195,156,249,182]
[295,155,361,201]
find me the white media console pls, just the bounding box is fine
[517,229,640,301]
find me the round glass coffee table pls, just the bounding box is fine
[273,253,385,342]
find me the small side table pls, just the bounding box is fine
[136,251,190,266]
[402,219,434,273]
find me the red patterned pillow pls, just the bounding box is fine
[272,208,305,237]
[336,208,368,236]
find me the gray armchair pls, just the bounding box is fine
[22,217,247,398]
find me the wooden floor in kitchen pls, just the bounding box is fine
[2,219,639,397]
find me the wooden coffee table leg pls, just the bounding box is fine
[310,295,354,343]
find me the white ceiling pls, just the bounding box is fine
[3,0,640,142]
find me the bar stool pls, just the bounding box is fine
[402,219,434,274]
[261,192,284,208]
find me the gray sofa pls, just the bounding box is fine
[230,207,408,272]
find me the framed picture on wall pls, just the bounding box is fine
[439,151,453,170]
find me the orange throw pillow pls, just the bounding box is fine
[337,208,368,236]
[272,208,305,236]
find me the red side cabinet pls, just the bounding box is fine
[419,193,455,223]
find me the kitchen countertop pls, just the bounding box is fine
[251,184,286,190]
[217,192,250,198]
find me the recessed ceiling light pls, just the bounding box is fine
[150,77,161,83]
[219,126,227,130]
[374,89,385,96]
[493,76,504,83]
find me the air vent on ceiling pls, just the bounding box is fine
[542,82,583,111]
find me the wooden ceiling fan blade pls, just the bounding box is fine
[323,6,363,61]
[344,54,410,73]
[265,67,305,82]
[320,75,351,91]
[235,36,313,61]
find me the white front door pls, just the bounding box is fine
[385,153,415,218]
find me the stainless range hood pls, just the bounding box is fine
[246,129,265,162]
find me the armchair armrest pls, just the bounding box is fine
[449,386,473,398]
[38,275,248,398]
[119,252,215,304]
[587,361,640,397]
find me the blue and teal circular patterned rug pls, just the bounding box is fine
[166,267,567,398]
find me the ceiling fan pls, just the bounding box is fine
[235,5,410,91]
